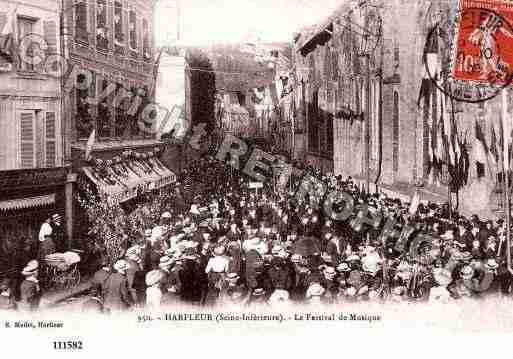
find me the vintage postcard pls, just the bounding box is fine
[1,0,513,355]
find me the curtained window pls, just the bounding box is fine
[96,0,108,50]
[114,1,124,55]
[143,18,151,61]
[76,72,95,139]
[129,10,137,51]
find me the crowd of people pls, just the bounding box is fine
[2,154,513,313]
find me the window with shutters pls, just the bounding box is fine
[17,17,36,71]
[45,112,57,167]
[114,2,125,55]
[43,19,58,60]
[129,10,137,52]
[75,1,88,43]
[96,0,108,50]
[20,112,35,168]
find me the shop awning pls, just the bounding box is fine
[82,158,176,203]
[0,193,56,211]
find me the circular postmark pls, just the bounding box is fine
[423,6,513,103]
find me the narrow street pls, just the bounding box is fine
[0,0,513,331]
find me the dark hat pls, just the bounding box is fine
[0,279,10,291]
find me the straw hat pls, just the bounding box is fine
[323,266,336,276]
[433,269,452,286]
[125,245,141,258]
[272,244,284,254]
[253,288,266,297]
[183,241,199,250]
[22,260,39,276]
[268,289,290,303]
[145,270,164,286]
[226,272,240,281]
[484,258,499,271]
[306,283,326,298]
[460,265,475,280]
[113,259,129,272]
[161,212,172,219]
[336,262,350,272]
[159,256,174,269]
[51,213,62,223]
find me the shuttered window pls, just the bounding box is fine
[43,20,57,55]
[20,112,35,168]
[75,1,88,43]
[45,112,57,167]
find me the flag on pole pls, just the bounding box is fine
[475,120,488,163]
[409,191,420,215]
[0,5,17,64]
[269,81,279,105]
[85,129,96,161]
[1,4,16,36]
[490,117,500,166]
[149,48,164,99]
[474,119,489,178]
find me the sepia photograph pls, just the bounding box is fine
[0,0,513,355]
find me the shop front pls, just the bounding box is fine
[0,167,67,280]
[71,142,177,227]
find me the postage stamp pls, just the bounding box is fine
[452,0,513,85]
[424,0,513,102]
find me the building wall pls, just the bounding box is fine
[292,0,502,215]
[63,0,158,156]
[0,0,62,171]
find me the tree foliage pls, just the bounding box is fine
[76,184,175,265]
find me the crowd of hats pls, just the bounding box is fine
[98,155,513,307]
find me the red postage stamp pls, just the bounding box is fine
[452,0,513,85]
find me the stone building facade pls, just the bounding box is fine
[63,0,176,238]
[291,0,505,216]
[0,0,69,255]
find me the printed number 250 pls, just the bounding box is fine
[53,341,83,350]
